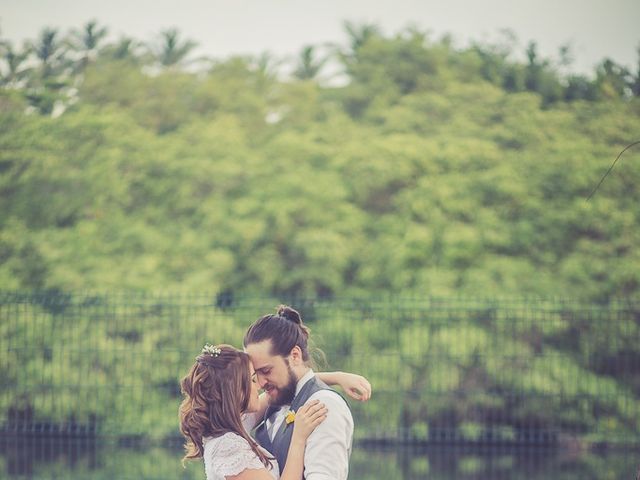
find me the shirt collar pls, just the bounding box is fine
[295,369,315,396]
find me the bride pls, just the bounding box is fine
[179,344,371,479]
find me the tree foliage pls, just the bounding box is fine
[0,22,638,299]
[1,23,640,468]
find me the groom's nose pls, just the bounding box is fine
[257,373,268,388]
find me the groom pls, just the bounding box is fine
[243,305,353,479]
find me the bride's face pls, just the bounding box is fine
[247,363,261,413]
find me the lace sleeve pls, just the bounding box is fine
[208,433,267,477]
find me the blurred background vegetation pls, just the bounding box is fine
[1,293,639,480]
[2,294,639,446]
[1,19,639,479]
[1,21,639,300]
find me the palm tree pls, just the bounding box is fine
[343,21,381,57]
[253,51,283,79]
[68,20,109,70]
[151,28,198,68]
[26,27,71,115]
[100,36,146,63]
[233,51,282,95]
[32,27,67,75]
[0,40,32,87]
[335,21,382,75]
[293,45,329,80]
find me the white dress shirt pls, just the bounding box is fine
[266,369,354,480]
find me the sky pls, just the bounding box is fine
[1,0,639,76]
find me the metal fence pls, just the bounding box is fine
[1,291,639,448]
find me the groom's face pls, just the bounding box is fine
[245,339,298,406]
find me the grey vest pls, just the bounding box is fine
[254,376,348,476]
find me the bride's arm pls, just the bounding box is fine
[280,400,327,480]
[316,371,372,401]
[230,401,327,480]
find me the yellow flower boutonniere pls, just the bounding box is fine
[285,410,296,425]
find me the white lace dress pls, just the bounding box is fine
[203,431,279,480]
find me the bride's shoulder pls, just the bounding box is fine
[204,431,249,452]
[203,432,269,478]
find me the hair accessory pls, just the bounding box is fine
[202,343,221,357]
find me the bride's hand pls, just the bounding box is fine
[291,400,327,443]
[336,372,372,402]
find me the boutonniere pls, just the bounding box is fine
[285,410,296,425]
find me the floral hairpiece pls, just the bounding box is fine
[202,343,221,357]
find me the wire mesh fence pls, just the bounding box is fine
[1,291,639,448]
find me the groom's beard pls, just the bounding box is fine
[268,364,297,407]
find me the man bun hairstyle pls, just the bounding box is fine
[244,304,314,363]
[276,304,302,324]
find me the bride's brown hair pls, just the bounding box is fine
[179,344,272,468]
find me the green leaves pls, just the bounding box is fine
[1,23,639,299]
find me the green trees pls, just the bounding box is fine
[0,21,639,299]
[2,294,638,450]
[0,22,639,464]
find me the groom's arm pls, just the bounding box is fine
[302,390,354,480]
